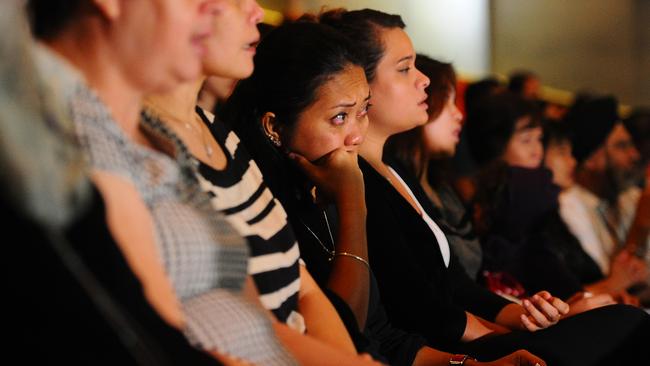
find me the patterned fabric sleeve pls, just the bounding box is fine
[182,289,297,366]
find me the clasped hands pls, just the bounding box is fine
[518,291,569,331]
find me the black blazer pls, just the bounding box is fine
[360,157,510,348]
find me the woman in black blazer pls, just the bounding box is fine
[324,8,650,366]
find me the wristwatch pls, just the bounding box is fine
[449,354,476,365]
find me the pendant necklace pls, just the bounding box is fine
[183,116,213,157]
[300,210,335,260]
[145,103,214,157]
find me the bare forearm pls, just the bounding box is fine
[494,303,526,331]
[273,323,382,366]
[327,196,370,328]
[412,346,455,366]
[585,278,620,295]
[299,266,357,353]
[461,312,494,342]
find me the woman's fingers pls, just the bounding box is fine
[289,152,319,178]
[522,297,554,327]
[501,349,546,366]
[520,313,540,332]
[537,291,570,315]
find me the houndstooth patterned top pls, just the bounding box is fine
[68,80,296,365]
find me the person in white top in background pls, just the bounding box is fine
[559,96,650,304]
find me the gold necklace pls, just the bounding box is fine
[144,103,213,157]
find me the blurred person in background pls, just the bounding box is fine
[560,96,650,306]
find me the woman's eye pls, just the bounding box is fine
[332,112,347,125]
[399,67,411,73]
[517,134,531,143]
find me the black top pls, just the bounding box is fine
[480,167,561,272]
[481,166,603,299]
[4,187,220,365]
[360,157,510,349]
[228,121,428,365]
[520,212,604,299]
[290,202,428,366]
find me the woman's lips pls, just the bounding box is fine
[244,37,260,54]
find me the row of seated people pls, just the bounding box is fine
[4,0,650,365]
[443,69,650,308]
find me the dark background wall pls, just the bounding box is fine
[492,0,649,107]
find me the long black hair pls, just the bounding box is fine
[223,20,362,205]
[318,8,405,83]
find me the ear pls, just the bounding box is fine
[261,112,281,143]
[92,0,121,20]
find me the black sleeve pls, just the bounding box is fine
[375,159,501,332]
[321,288,389,364]
[518,243,584,300]
[516,213,592,300]
[364,274,428,366]
[448,253,512,321]
[365,190,468,348]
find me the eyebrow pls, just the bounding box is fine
[397,55,414,64]
[332,91,372,109]
[332,101,357,108]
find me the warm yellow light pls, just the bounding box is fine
[263,8,284,26]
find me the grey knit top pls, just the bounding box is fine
[68,79,295,365]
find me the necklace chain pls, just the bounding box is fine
[144,103,213,157]
[183,117,213,157]
[300,211,335,260]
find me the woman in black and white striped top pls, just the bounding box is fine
[195,106,303,329]
[142,7,381,366]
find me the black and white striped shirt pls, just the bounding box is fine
[195,107,305,332]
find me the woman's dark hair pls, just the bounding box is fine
[464,77,502,116]
[417,56,456,122]
[384,55,456,180]
[223,20,362,202]
[508,70,537,95]
[465,92,541,167]
[468,93,542,235]
[318,8,405,83]
[225,20,360,143]
[542,119,571,149]
[27,0,89,40]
